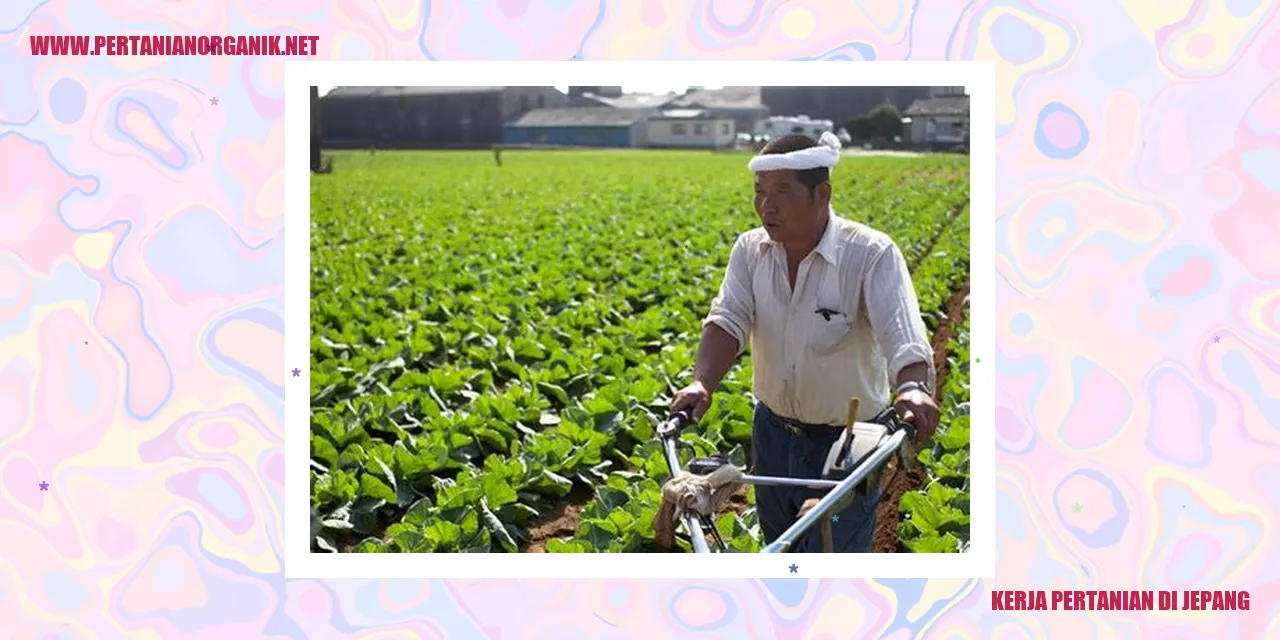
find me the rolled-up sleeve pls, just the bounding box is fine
[703,234,754,357]
[864,241,936,390]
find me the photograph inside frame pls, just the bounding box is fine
[307,84,972,554]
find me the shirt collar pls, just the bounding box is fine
[814,207,842,266]
[758,207,841,267]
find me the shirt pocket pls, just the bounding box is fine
[808,308,853,354]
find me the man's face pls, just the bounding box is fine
[754,170,829,243]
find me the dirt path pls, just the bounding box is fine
[871,274,969,553]
[523,484,595,552]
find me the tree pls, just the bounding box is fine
[866,103,903,142]
[844,115,874,142]
[845,102,905,144]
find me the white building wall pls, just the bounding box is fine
[909,115,967,144]
[645,118,735,148]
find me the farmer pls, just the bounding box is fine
[669,132,938,553]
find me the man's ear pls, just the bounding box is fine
[816,181,833,206]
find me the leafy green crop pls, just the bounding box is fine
[898,303,972,553]
[310,149,970,553]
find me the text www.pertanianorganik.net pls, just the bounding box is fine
[29,35,319,56]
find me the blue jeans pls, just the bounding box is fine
[751,401,880,553]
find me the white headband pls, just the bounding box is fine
[748,131,842,173]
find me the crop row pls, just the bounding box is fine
[896,203,971,554]
[899,304,970,553]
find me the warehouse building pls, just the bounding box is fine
[666,87,769,134]
[645,108,735,149]
[319,86,566,148]
[566,86,622,100]
[310,85,322,171]
[568,91,677,112]
[502,107,650,148]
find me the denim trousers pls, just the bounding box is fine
[751,401,880,553]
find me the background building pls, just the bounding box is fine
[567,86,622,100]
[320,86,566,148]
[316,85,967,153]
[903,94,970,148]
[644,109,735,148]
[310,85,322,171]
[666,87,769,135]
[502,107,649,148]
[568,91,676,112]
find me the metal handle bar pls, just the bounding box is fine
[658,409,693,437]
[658,409,712,553]
[658,407,917,553]
[761,427,908,553]
[739,474,839,489]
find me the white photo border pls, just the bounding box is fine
[284,60,996,579]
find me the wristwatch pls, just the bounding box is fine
[896,380,932,397]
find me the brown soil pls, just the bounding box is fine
[722,486,751,514]
[929,276,970,398]
[871,274,969,553]
[523,481,751,552]
[871,454,927,553]
[522,484,595,552]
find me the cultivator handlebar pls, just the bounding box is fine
[656,408,694,438]
[655,409,717,553]
[654,400,918,553]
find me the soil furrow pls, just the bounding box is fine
[871,274,969,553]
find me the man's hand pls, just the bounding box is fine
[670,380,713,422]
[893,389,938,445]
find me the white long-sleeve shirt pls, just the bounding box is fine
[703,209,935,426]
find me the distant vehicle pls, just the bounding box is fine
[755,115,835,141]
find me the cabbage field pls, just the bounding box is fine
[309,149,971,554]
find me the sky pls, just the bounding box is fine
[315,85,718,96]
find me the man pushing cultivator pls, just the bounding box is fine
[657,132,940,554]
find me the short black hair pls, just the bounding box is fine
[759,134,829,192]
